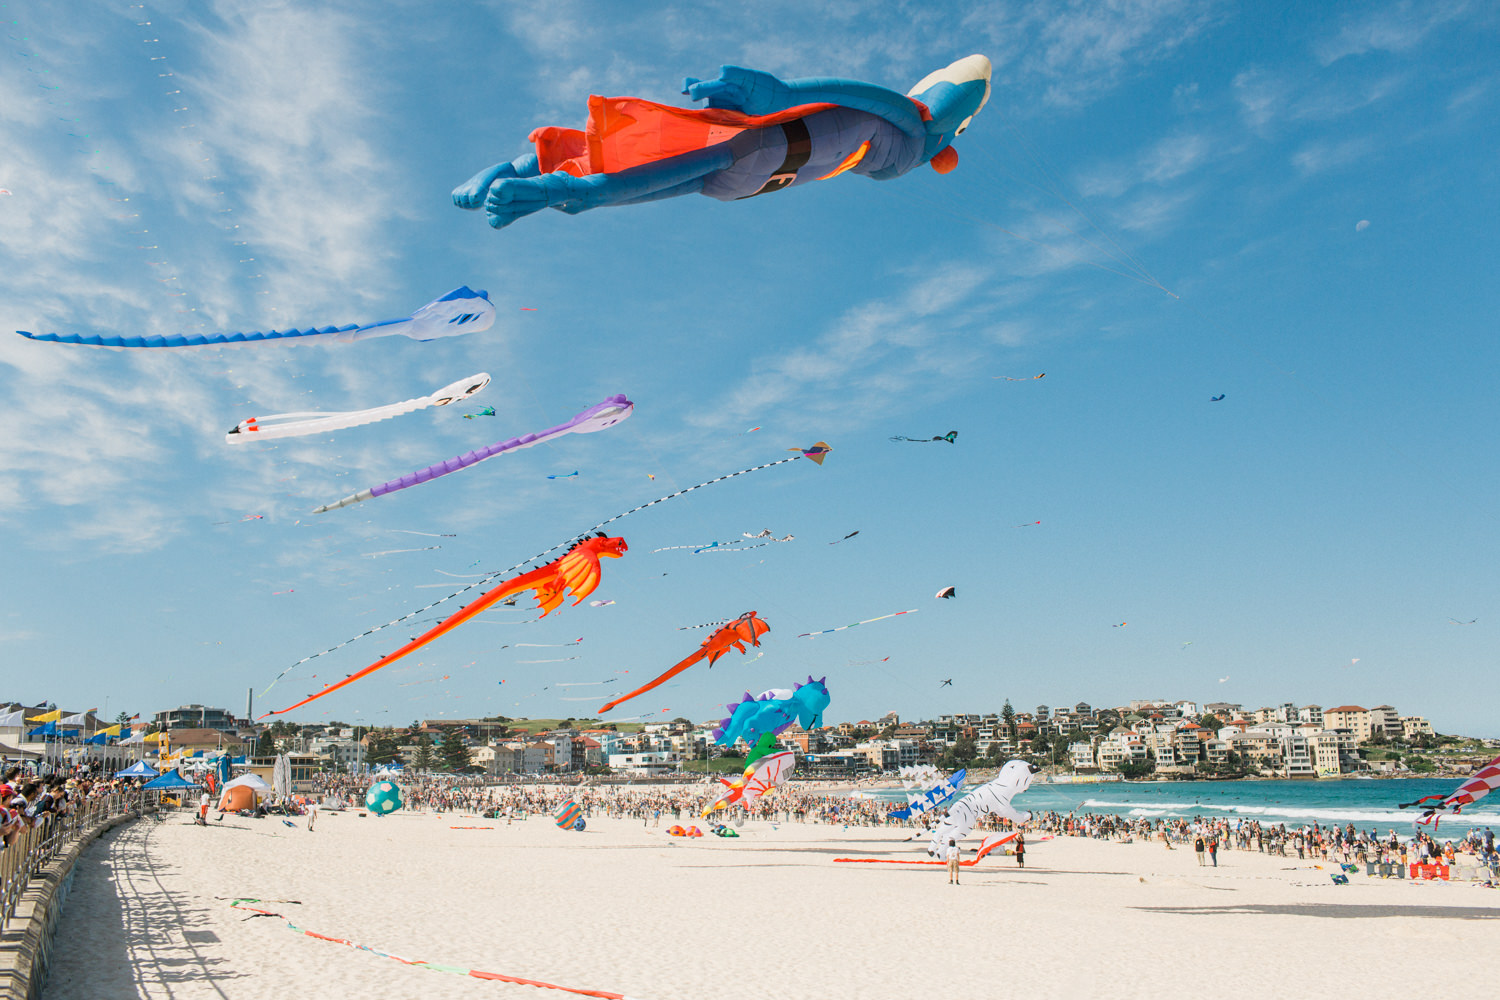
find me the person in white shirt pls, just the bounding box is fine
[946,838,961,885]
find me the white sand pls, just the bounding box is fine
[44,806,1500,1000]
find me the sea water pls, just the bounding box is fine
[862,778,1500,832]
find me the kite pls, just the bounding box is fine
[268,446,825,688]
[847,657,890,666]
[262,535,625,716]
[787,441,832,465]
[547,471,580,479]
[829,531,859,544]
[453,56,992,229]
[1447,618,1477,625]
[936,586,956,600]
[888,766,966,821]
[1015,521,1040,527]
[1113,622,1127,628]
[1210,394,1225,402]
[994,373,1045,381]
[588,600,615,607]
[1400,754,1500,827]
[18,286,495,349]
[939,679,952,687]
[703,745,796,815]
[711,677,830,747]
[890,431,957,443]
[311,395,632,513]
[926,760,1038,856]
[464,406,497,420]
[798,608,916,637]
[362,546,440,557]
[700,534,792,552]
[227,373,490,444]
[213,514,264,525]
[598,612,770,714]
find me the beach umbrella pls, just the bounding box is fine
[114,760,159,779]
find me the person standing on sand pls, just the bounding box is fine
[1208,833,1218,867]
[1195,833,1205,865]
[946,838,961,884]
[1015,832,1025,869]
[307,797,318,831]
[198,792,210,826]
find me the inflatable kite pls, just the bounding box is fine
[454,56,991,230]
[18,286,494,349]
[1400,753,1500,826]
[888,766,966,821]
[712,677,830,747]
[263,534,625,716]
[365,780,403,815]
[464,406,497,419]
[703,746,796,815]
[555,798,583,829]
[926,760,1038,856]
[312,395,632,513]
[797,609,917,637]
[598,612,770,714]
[227,373,491,444]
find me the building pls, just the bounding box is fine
[1366,705,1401,739]
[1298,705,1324,727]
[608,751,677,775]
[1402,716,1434,739]
[308,734,366,770]
[165,728,247,756]
[153,705,242,734]
[1323,706,1372,742]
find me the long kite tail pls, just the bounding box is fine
[598,649,709,714]
[262,567,549,717]
[259,450,820,693]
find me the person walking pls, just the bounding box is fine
[946,838,961,885]
[1207,833,1218,867]
[1194,833,1205,865]
[1014,832,1025,869]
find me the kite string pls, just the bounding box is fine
[261,453,807,692]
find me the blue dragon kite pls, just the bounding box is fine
[453,55,992,229]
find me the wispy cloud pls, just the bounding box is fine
[1290,136,1375,175]
[1316,0,1475,65]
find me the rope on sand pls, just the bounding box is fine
[225,898,652,999]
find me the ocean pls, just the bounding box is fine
[861,777,1500,831]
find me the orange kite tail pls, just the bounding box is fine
[598,611,768,714]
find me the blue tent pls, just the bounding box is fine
[141,770,199,791]
[115,760,160,779]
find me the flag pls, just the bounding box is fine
[554,798,583,829]
[129,713,140,720]
[27,709,61,723]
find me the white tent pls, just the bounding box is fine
[223,773,272,792]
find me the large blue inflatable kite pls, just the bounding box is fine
[453,55,992,229]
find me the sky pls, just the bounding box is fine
[2,0,1497,737]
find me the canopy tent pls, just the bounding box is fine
[141,770,200,790]
[115,760,160,779]
[223,773,272,791]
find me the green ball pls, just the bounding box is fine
[365,781,403,816]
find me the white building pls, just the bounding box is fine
[608,751,678,775]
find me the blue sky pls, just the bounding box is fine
[2,1,1497,736]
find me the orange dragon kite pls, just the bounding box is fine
[264,534,627,716]
[598,611,770,714]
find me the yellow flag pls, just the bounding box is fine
[99,724,121,737]
[27,709,62,723]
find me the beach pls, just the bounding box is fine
[43,798,1500,1000]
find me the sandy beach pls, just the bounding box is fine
[41,800,1500,1000]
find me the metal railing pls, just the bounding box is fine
[0,791,146,929]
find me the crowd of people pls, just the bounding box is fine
[0,764,141,849]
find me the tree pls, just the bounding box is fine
[1116,758,1156,779]
[1403,755,1436,773]
[438,728,472,772]
[352,726,369,743]
[366,733,399,766]
[410,735,437,772]
[938,735,978,770]
[985,739,1007,765]
[255,731,276,757]
[1030,730,1051,759]
[1198,713,1223,734]
[1001,700,1017,741]
[115,711,133,726]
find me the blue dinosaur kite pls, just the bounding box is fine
[453,56,992,229]
[712,676,830,748]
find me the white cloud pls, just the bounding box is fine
[1291,136,1375,175]
[1316,0,1474,65]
